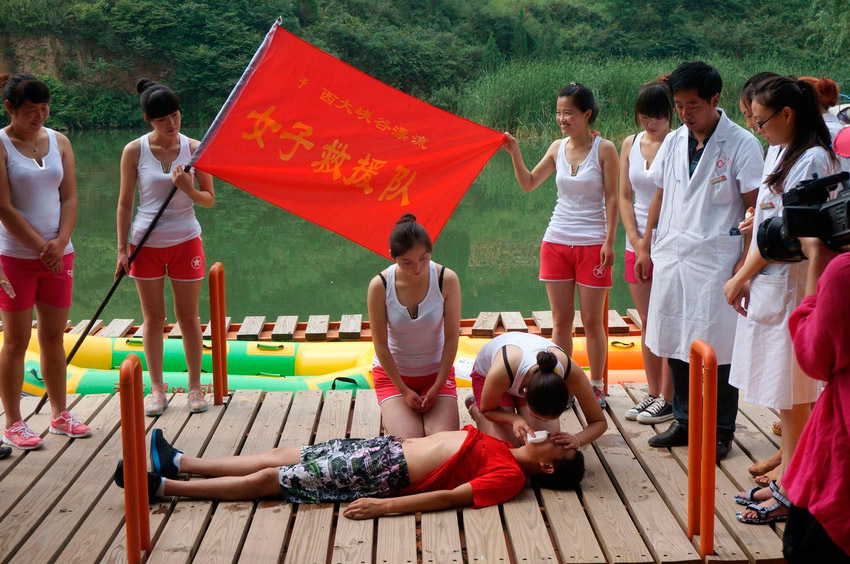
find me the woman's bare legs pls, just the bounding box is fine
[0,309,32,427]
[545,281,575,356]
[380,397,425,438]
[423,397,460,435]
[163,467,281,500]
[180,445,301,477]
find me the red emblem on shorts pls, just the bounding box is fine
[592,265,607,279]
[191,256,201,270]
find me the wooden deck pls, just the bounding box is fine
[0,384,787,563]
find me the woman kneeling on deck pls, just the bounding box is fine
[114,425,584,518]
[367,214,461,437]
[467,332,606,447]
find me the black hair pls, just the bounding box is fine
[634,81,673,126]
[531,450,585,490]
[389,214,433,258]
[667,61,722,101]
[740,72,780,106]
[137,78,180,119]
[558,82,598,124]
[0,73,50,109]
[525,351,568,418]
[754,76,838,193]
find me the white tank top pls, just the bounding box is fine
[473,332,565,398]
[131,133,201,248]
[0,127,73,259]
[543,135,607,246]
[374,262,445,376]
[625,132,662,252]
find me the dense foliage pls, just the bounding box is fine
[1,0,848,129]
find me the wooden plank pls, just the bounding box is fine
[0,394,120,561]
[376,514,416,564]
[68,319,103,335]
[203,317,232,339]
[237,315,266,341]
[499,311,527,332]
[592,409,700,563]
[103,395,226,562]
[501,487,559,562]
[0,395,71,475]
[532,310,553,337]
[626,308,643,331]
[167,322,182,339]
[540,487,605,563]
[332,390,381,564]
[737,401,781,449]
[608,386,781,562]
[98,318,134,338]
[271,315,298,341]
[455,389,511,564]
[55,394,185,564]
[471,311,500,337]
[133,322,145,338]
[147,390,263,564]
[608,310,631,334]
[239,391,321,563]
[208,392,294,564]
[305,315,330,341]
[338,314,363,340]
[562,409,653,563]
[422,510,463,564]
[284,390,352,564]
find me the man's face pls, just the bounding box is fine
[674,88,719,135]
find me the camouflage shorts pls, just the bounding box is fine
[277,435,409,503]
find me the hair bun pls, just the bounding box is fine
[537,350,558,373]
[136,78,156,94]
[396,213,417,225]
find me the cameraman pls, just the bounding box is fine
[724,76,839,525]
[781,237,850,561]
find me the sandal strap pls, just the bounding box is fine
[746,500,783,517]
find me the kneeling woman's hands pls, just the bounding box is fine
[343,497,388,520]
[550,432,581,450]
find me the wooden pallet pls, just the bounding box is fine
[0,384,785,563]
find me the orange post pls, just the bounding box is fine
[209,262,228,405]
[687,340,717,558]
[119,354,151,562]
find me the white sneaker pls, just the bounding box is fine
[637,397,674,424]
[625,395,657,421]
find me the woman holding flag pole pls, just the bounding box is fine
[116,79,215,416]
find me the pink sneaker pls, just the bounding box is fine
[49,411,91,438]
[3,420,43,450]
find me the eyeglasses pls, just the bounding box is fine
[755,109,781,131]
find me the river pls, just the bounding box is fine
[65,128,633,324]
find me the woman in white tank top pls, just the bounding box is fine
[503,83,619,409]
[465,332,607,448]
[618,81,674,424]
[116,79,215,417]
[367,214,461,438]
[0,73,90,452]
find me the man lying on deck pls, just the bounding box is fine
[114,425,584,519]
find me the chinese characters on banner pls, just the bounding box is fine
[192,23,505,259]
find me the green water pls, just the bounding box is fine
[66,128,632,324]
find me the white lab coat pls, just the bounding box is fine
[645,110,764,365]
[729,146,836,409]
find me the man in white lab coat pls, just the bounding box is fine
[637,62,763,460]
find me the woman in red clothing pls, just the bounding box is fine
[781,234,850,561]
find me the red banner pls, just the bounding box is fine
[192,24,505,259]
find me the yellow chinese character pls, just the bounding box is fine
[319,88,338,105]
[410,135,428,150]
[379,165,415,206]
[355,107,372,123]
[279,122,315,161]
[391,126,409,141]
[298,78,309,88]
[311,139,351,180]
[335,98,354,114]
[344,154,388,195]
[375,118,391,132]
[243,106,282,149]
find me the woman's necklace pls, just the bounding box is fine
[8,127,41,157]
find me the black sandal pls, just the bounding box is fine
[736,480,791,525]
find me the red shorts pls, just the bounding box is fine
[624,250,653,284]
[129,237,206,281]
[0,253,74,311]
[373,365,457,404]
[539,241,612,287]
[471,370,526,409]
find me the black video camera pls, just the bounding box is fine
[757,171,850,262]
